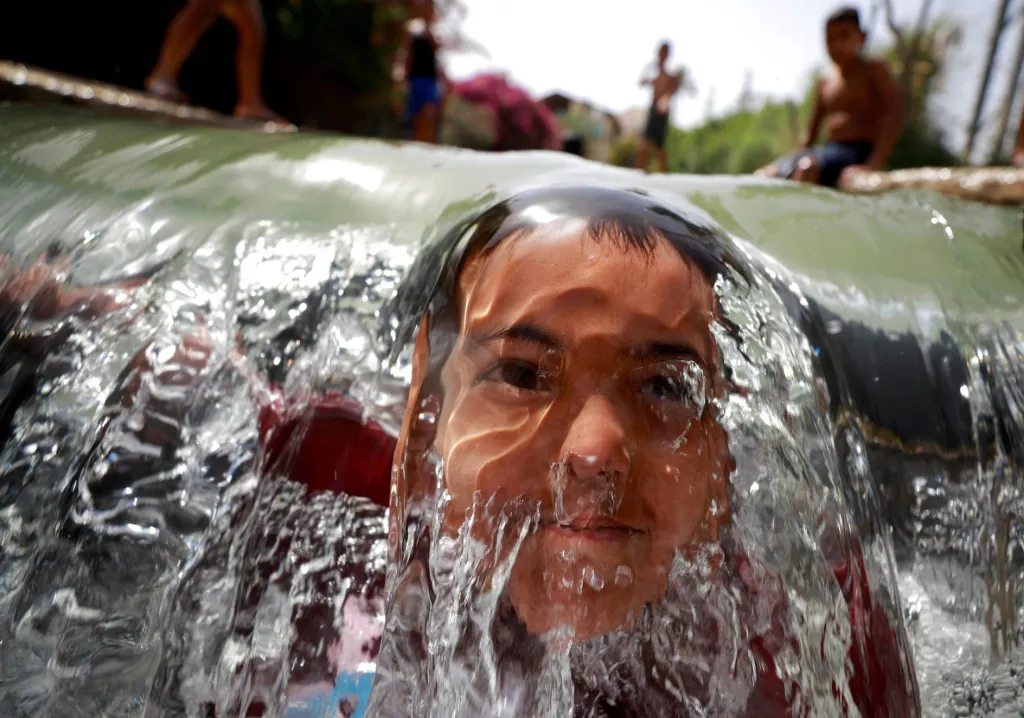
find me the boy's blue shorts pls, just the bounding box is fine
[407,76,440,120]
[773,141,874,187]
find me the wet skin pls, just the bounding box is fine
[821,21,888,146]
[426,226,731,640]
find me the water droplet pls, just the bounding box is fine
[614,565,633,587]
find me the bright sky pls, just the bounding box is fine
[444,0,1019,156]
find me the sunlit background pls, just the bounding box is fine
[446,0,1021,163]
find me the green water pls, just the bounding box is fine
[1,103,1021,336]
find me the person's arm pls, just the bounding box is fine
[399,19,424,83]
[426,27,449,118]
[0,255,147,322]
[401,29,412,82]
[800,77,825,149]
[437,56,450,117]
[669,69,684,97]
[834,539,921,716]
[863,60,904,171]
[638,62,654,87]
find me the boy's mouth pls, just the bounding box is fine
[540,514,641,541]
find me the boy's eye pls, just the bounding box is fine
[482,359,547,392]
[636,360,706,409]
[639,375,688,402]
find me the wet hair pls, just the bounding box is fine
[826,6,862,30]
[658,41,672,55]
[383,184,750,376]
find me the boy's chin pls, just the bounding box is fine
[508,570,649,642]
[513,594,639,642]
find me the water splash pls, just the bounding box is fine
[0,105,1020,716]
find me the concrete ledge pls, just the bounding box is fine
[0,60,296,133]
[842,166,1024,206]
[3,60,1022,206]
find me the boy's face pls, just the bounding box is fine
[826,19,865,67]
[430,226,729,640]
[658,45,670,65]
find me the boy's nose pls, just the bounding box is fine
[559,394,632,480]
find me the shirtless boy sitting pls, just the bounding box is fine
[759,6,902,188]
[636,41,683,174]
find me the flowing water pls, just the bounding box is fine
[0,103,1021,717]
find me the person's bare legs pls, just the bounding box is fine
[635,138,651,172]
[656,147,669,173]
[146,0,221,102]
[220,0,285,123]
[791,156,820,184]
[412,103,439,144]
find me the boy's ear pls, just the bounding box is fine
[391,314,439,517]
[408,314,432,398]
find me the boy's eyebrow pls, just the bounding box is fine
[630,341,704,363]
[466,327,714,370]
[471,323,563,350]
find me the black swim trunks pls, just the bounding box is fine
[772,141,874,187]
[644,107,669,149]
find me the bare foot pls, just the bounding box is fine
[233,103,295,130]
[145,76,190,104]
[1013,148,1024,168]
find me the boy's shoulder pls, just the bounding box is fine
[863,57,893,75]
[862,58,898,97]
[815,65,839,91]
[851,57,895,85]
[823,58,892,77]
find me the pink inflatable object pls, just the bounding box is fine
[451,73,561,152]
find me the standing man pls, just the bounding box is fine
[398,0,446,144]
[636,41,683,173]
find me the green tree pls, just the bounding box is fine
[879,12,962,129]
[657,99,811,175]
[609,135,639,168]
[880,15,964,168]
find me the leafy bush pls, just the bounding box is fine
[272,0,392,92]
[609,136,639,168]
[886,121,962,169]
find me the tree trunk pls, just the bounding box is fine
[879,0,933,117]
[788,101,800,147]
[988,12,1024,163]
[902,0,935,112]
[703,89,715,121]
[865,0,881,43]
[963,0,1013,162]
